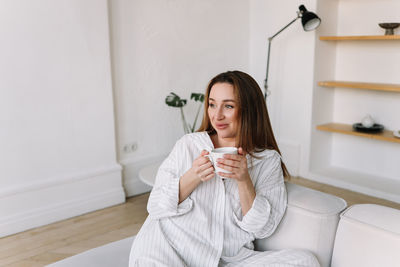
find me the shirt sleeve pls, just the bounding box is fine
[233,154,287,239]
[146,138,194,220]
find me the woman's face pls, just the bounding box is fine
[208,82,239,140]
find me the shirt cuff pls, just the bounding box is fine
[148,176,193,219]
[234,194,272,235]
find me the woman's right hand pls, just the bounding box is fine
[190,150,215,182]
[179,150,215,203]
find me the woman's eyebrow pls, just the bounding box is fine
[209,98,236,102]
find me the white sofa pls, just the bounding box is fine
[47,183,400,267]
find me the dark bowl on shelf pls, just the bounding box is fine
[379,23,400,35]
[353,123,384,133]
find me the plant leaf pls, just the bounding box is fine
[165,92,187,107]
[190,93,205,103]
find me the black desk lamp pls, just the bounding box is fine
[264,5,321,99]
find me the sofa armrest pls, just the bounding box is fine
[331,204,400,267]
[255,182,347,267]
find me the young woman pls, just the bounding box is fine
[129,71,319,266]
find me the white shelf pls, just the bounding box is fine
[308,166,400,204]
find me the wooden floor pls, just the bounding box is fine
[1,177,399,267]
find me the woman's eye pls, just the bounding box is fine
[209,103,215,108]
[225,105,234,109]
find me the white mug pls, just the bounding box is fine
[206,147,238,174]
[361,114,374,128]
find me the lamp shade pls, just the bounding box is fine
[299,5,321,31]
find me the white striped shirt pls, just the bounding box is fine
[129,132,319,266]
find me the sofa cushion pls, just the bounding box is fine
[331,204,400,267]
[255,182,347,267]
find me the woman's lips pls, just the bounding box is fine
[215,123,228,129]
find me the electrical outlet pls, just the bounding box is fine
[123,145,131,153]
[123,142,138,154]
[131,142,138,152]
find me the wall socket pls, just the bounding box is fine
[123,142,138,154]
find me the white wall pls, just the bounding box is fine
[249,0,318,176]
[109,0,250,196]
[0,0,124,237]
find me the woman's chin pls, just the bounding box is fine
[216,130,236,139]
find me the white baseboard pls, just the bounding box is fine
[0,164,125,238]
[306,166,400,204]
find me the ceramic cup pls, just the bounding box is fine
[361,114,374,128]
[206,147,238,174]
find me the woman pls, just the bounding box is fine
[129,71,319,266]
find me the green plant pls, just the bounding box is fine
[165,92,205,134]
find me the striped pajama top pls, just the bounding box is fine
[129,131,288,266]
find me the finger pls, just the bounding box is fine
[217,162,235,173]
[202,168,215,177]
[223,154,242,161]
[200,150,209,156]
[217,172,235,179]
[217,158,240,168]
[198,162,214,174]
[238,147,246,156]
[197,155,211,165]
[201,172,215,182]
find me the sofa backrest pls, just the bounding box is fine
[255,182,347,267]
[331,204,400,267]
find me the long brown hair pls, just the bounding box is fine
[197,70,290,178]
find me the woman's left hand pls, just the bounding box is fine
[216,147,250,183]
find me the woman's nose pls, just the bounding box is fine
[216,107,224,119]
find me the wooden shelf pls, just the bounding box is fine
[316,123,400,144]
[318,81,400,93]
[320,35,400,41]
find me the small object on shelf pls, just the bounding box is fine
[353,123,384,133]
[361,114,374,128]
[379,23,400,35]
[394,130,400,139]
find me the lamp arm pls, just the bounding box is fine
[264,14,301,99]
[269,14,300,41]
[264,39,272,99]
